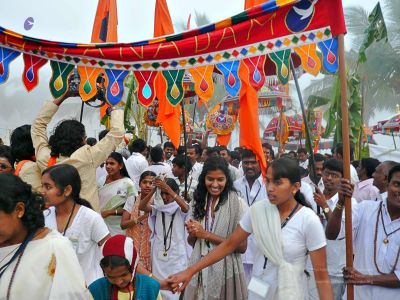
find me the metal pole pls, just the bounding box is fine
[79,101,85,123]
[392,132,397,149]
[290,59,317,187]
[181,100,188,200]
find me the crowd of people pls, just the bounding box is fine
[0,94,399,300]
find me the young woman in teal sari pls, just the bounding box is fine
[99,152,137,235]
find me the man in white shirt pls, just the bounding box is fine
[297,148,309,170]
[302,153,325,192]
[326,163,400,299]
[171,154,197,202]
[306,158,357,300]
[143,146,173,178]
[354,158,381,202]
[125,139,148,190]
[234,148,267,282]
[217,146,241,182]
[187,144,203,181]
[163,141,175,167]
[372,160,397,201]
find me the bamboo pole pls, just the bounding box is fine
[181,100,188,199]
[338,34,354,300]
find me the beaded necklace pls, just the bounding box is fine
[373,202,400,275]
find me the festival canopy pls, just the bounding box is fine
[0,0,347,173]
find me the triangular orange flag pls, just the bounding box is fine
[153,0,181,148]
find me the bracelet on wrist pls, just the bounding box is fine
[335,203,344,210]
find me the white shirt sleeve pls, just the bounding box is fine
[239,209,253,234]
[90,212,110,243]
[303,210,327,252]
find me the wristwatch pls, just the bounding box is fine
[323,207,330,214]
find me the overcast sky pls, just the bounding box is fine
[0,0,395,147]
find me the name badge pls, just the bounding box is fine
[158,250,169,261]
[248,276,270,298]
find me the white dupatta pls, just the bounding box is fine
[250,201,303,300]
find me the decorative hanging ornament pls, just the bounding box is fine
[216,61,241,97]
[22,53,47,91]
[269,50,291,85]
[293,43,321,76]
[105,69,129,105]
[161,70,185,106]
[134,71,158,106]
[188,65,214,102]
[49,61,74,99]
[77,66,105,101]
[318,37,339,74]
[0,47,20,85]
[242,55,267,91]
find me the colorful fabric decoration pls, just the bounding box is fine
[216,61,241,97]
[144,98,159,127]
[188,66,214,102]
[22,53,47,91]
[134,71,158,106]
[242,55,266,91]
[206,102,238,136]
[269,50,291,85]
[0,47,20,84]
[77,66,105,101]
[318,37,339,74]
[49,61,74,100]
[293,44,321,76]
[161,70,185,106]
[105,69,129,105]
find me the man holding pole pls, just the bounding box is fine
[326,164,400,299]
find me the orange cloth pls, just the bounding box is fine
[91,0,118,125]
[216,134,232,146]
[238,62,267,175]
[154,0,181,148]
[244,0,268,9]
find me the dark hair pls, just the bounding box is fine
[262,143,275,159]
[49,120,85,157]
[150,146,164,163]
[241,148,256,160]
[100,255,131,272]
[192,157,234,220]
[230,150,241,162]
[172,155,192,173]
[86,137,97,146]
[297,148,307,155]
[268,158,310,208]
[313,153,326,163]
[206,147,219,156]
[177,146,186,155]
[333,143,354,161]
[42,164,92,209]
[0,174,44,232]
[139,171,156,184]
[128,139,147,154]
[10,125,35,161]
[163,141,175,150]
[323,158,344,176]
[98,129,109,141]
[108,152,130,178]
[299,166,309,177]
[388,164,400,182]
[0,145,15,167]
[187,144,202,156]
[351,160,360,169]
[165,178,180,193]
[360,158,380,178]
[382,161,398,176]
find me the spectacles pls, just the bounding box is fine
[0,163,12,170]
[322,170,341,179]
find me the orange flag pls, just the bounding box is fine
[91,0,118,125]
[239,0,268,175]
[153,0,181,148]
[216,134,232,146]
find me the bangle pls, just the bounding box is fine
[335,203,344,210]
[115,209,118,215]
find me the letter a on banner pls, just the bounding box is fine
[22,54,47,91]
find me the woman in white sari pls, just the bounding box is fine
[98,152,137,235]
[168,158,334,300]
[0,174,89,299]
